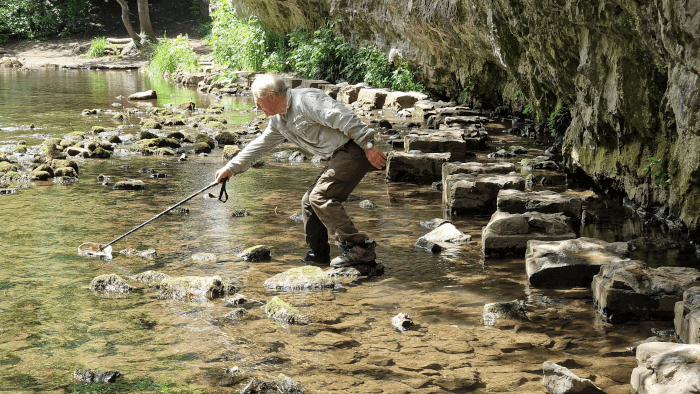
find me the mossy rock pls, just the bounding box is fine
[89,274,132,295]
[264,296,307,324]
[97,141,114,151]
[54,167,77,177]
[90,147,112,159]
[166,131,186,140]
[42,138,62,148]
[162,115,187,126]
[30,170,51,181]
[34,163,54,177]
[158,276,236,301]
[177,102,196,111]
[238,245,271,262]
[205,121,225,130]
[153,147,176,156]
[91,126,106,134]
[108,135,122,144]
[58,139,74,149]
[183,134,197,143]
[82,109,99,115]
[160,138,181,149]
[64,131,86,141]
[139,119,163,129]
[263,266,338,291]
[2,171,21,181]
[193,142,211,154]
[41,145,67,161]
[148,108,174,117]
[139,130,158,140]
[194,133,216,149]
[111,113,125,121]
[0,154,8,163]
[0,162,19,174]
[193,114,227,124]
[206,104,225,114]
[12,145,26,154]
[222,145,241,160]
[215,131,240,146]
[82,140,99,152]
[130,270,170,286]
[49,159,79,174]
[113,179,145,190]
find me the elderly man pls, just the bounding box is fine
[215,74,387,267]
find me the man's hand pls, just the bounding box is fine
[215,168,233,184]
[365,147,387,169]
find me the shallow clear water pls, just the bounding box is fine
[1,68,698,393]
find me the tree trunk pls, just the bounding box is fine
[114,0,140,42]
[137,0,156,39]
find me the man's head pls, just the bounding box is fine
[251,74,288,116]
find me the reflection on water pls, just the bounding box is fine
[0,68,697,392]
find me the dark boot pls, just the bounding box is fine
[301,243,330,264]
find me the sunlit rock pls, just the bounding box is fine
[337,83,367,104]
[497,190,582,230]
[356,88,390,109]
[483,300,528,326]
[215,131,239,146]
[675,287,700,344]
[482,211,577,257]
[542,361,604,394]
[89,273,132,295]
[391,312,413,332]
[112,179,145,190]
[264,296,308,324]
[158,276,236,301]
[386,151,451,183]
[443,173,525,215]
[384,91,428,111]
[238,245,271,261]
[592,260,700,323]
[223,293,247,306]
[421,221,471,244]
[0,56,22,68]
[129,270,169,286]
[264,266,337,291]
[404,131,470,162]
[631,342,700,394]
[526,237,629,288]
[128,90,157,100]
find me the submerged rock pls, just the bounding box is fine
[326,263,385,278]
[191,252,218,263]
[264,266,338,291]
[240,375,306,394]
[112,179,145,191]
[264,296,308,325]
[391,313,414,332]
[130,270,169,286]
[483,300,528,326]
[239,245,271,262]
[89,274,132,295]
[73,368,121,383]
[128,90,157,100]
[158,276,236,301]
[119,248,156,259]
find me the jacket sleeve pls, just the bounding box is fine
[302,90,377,150]
[223,123,285,175]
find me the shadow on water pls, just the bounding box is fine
[1,68,698,392]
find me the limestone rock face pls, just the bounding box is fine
[232,0,700,234]
[631,342,700,394]
[675,287,700,344]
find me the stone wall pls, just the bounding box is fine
[231,0,700,235]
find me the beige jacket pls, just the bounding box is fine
[223,88,376,175]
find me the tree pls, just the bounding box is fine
[114,0,155,42]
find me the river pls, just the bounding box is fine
[1,67,697,393]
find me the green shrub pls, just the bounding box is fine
[197,19,213,39]
[288,21,353,82]
[391,62,425,92]
[547,106,571,136]
[147,34,199,76]
[0,0,93,42]
[86,37,109,58]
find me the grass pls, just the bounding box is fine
[147,34,199,76]
[86,37,110,58]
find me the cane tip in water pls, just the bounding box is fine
[78,242,113,260]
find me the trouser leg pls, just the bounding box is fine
[302,170,330,255]
[307,141,372,247]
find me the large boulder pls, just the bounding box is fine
[443,173,525,215]
[384,91,429,110]
[526,237,630,288]
[128,90,157,100]
[631,342,700,394]
[675,287,700,344]
[482,211,577,257]
[355,88,390,109]
[263,266,338,291]
[593,260,700,322]
[404,132,469,162]
[386,151,451,183]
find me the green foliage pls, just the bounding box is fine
[147,34,199,76]
[86,37,109,58]
[288,20,353,82]
[197,19,213,39]
[190,0,199,17]
[547,106,571,136]
[643,157,671,188]
[0,0,93,42]
[208,2,286,72]
[391,62,425,91]
[458,84,476,104]
[514,90,523,98]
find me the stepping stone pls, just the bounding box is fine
[263,266,338,291]
[356,88,390,109]
[675,287,700,344]
[404,131,470,162]
[443,173,525,215]
[631,342,700,393]
[496,190,583,230]
[386,151,451,183]
[442,161,516,179]
[592,260,700,322]
[526,237,629,288]
[384,91,428,110]
[482,211,577,256]
[158,276,236,301]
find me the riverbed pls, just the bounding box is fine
[1,67,698,393]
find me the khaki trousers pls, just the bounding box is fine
[301,140,372,254]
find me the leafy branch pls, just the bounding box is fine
[643,157,671,188]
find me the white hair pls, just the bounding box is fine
[251,74,288,100]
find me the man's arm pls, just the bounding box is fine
[214,124,286,181]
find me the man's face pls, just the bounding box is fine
[255,92,285,116]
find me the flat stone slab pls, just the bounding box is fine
[263,266,338,291]
[497,189,582,221]
[526,237,630,288]
[675,287,700,344]
[384,91,428,110]
[442,161,517,179]
[356,88,390,109]
[631,342,700,394]
[593,260,700,322]
[386,151,451,183]
[404,132,469,162]
[443,173,525,215]
[482,211,577,257]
